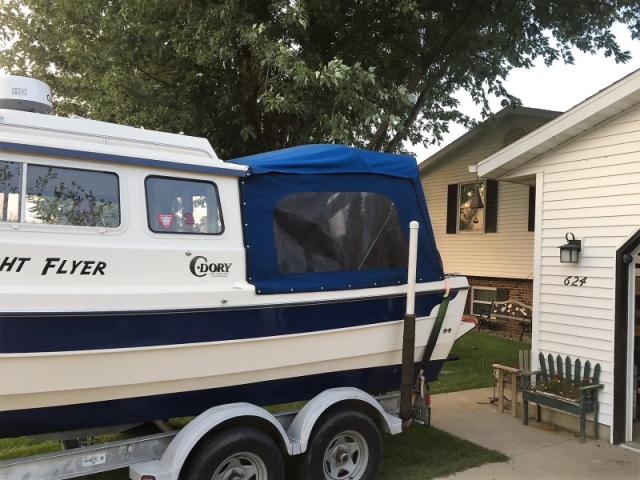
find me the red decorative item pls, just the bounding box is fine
[157,214,174,229]
[183,212,195,225]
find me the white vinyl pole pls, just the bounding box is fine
[406,221,419,315]
[400,221,419,426]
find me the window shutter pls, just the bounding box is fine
[485,180,498,233]
[446,184,458,234]
[528,186,535,232]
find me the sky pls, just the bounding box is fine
[410,23,640,163]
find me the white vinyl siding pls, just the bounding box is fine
[509,103,640,428]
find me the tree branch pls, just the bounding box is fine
[385,64,452,152]
[366,17,465,151]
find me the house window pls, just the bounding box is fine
[459,182,485,231]
[470,286,509,315]
[146,176,223,234]
[471,286,497,315]
[446,180,498,234]
[273,191,408,273]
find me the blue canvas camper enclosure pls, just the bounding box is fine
[231,144,444,295]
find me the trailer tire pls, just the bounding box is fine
[297,408,382,480]
[179,426,284,480]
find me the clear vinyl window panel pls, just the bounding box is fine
[145,176,223,234]
[274,191,408,273]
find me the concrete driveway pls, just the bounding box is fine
[431,387,640,479]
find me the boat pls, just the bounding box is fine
[0,76,471,439]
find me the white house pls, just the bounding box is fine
[477,68,640,446]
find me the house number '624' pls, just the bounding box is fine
[564,276,587,286]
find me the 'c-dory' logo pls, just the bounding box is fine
[189,256,232,277]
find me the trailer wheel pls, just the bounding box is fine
[297,408,382,480]
[179,426,284,480]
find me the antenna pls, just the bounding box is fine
[0,75,53,114]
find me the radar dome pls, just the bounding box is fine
[0,76,52,114]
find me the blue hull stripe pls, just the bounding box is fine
[0,361,445,438]
[0,291,453,353]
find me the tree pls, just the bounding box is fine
[1,1,638,159]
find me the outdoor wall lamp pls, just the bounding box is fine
[559,232,581,263]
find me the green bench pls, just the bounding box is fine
[522,353,604,443]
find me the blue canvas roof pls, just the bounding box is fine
[230,144,418,178]
[229,145,444,294]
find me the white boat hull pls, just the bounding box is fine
[0,280,469,437]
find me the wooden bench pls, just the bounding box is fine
[522,353,604,443]
[493,350,530,417]
[477,300,532,341]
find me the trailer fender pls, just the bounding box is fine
[129,402,293,480]
[287,387,403,453]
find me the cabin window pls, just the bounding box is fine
[0,161,121,227]
[0,161,22,222]
[273,191,408,273]
[24,165,120,227]
[145,176,223,234]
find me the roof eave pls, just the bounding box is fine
[477,68,640,179]
[418,106,560,172]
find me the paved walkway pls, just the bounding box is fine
[430,387,640,479]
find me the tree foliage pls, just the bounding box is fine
[1,1,638,159]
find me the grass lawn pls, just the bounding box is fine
[380,425,508,480]
[1,331,526,480]
[430,330,531,394]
